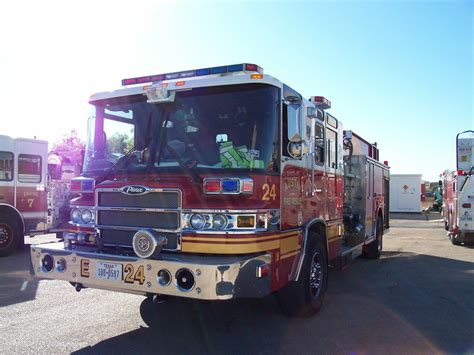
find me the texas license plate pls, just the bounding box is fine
[96,262,122,281]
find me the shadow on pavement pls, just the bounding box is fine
[73,251,474,354]
[0,246,40,307]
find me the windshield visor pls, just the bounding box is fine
[83,84,280,175]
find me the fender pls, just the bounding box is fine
[0,203,25,234]
[294,218,327,282]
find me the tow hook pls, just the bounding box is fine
[74,283,84,292]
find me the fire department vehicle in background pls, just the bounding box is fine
[0,135,74,256]
[442,130,474,245]
[30,64,389,316]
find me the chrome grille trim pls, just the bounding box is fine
[95,188,182,251]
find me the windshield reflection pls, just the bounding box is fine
[84,84,280,175]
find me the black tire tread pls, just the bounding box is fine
[0,210,22,257]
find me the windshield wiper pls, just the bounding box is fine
[96,113,153,184]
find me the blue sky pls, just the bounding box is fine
[0,0,472,181]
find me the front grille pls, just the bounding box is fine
[96,188,181,251]
[98,191,179,209]
[97,210,179,230]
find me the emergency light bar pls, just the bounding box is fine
[122,63,263,86]
[310,96,331,110]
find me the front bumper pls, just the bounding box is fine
[30,243,271,300]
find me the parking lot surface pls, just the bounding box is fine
[1,214,473,354]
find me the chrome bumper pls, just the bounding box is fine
[30,243,271,300]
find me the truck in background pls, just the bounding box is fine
[30,64,389,317]
[442,130,474,245]
[0,135,75,256]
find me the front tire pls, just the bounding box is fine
[0,211,22,257]
[277,233,328,317]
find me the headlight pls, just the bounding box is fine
[190,214,205,229]
[71,209,82,223]
[81,209,93,224]
[212,214,227,230]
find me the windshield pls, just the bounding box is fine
[83,84,280,175]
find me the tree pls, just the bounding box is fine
[51,130,85,166]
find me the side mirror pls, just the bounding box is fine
[286,103,302,142]
[438,180,442,187]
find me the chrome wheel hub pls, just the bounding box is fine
[0,224,12,245]
[309,251,322,299]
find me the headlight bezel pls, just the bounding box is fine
[70,207,94,225]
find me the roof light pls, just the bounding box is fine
[228,64,244,72]
[70,178,95,192]
[251,74,263,79]
[204,179,221,193]
[196,68,211,76]
[222,179,239,193]
[175,81,186,86]
[211,66,227,74]
[310,96,331,110]
[121,63,263,86]
[241,179,253,193]
[203,178,254,194]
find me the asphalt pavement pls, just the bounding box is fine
[0,213,473,354]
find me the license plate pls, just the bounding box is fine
[96,262,123,281]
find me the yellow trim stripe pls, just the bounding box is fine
[181,230,300,243]
[280,250,300,260]
[182,239,280,254]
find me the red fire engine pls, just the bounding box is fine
[442,130,474,245]
[0,135,74,256]
[30,64,390,316]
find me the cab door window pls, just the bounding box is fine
[0,151,13,181]
[314,124,325,165]
[326,129,337,169]
[18,154,42,183]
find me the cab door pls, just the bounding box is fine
[311,122,326,219]
[365,161,374,235]
[14,139,48,233]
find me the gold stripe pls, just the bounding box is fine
[181,230,300,243]
[280,250,300,260]
[182,239,280,254]
[280,235,299,254]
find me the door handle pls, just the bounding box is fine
[315,189,323,193]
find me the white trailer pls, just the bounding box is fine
[389,174,422,213]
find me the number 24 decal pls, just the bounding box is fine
[124,264,145,285]
[262,183,277,201]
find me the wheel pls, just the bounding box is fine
[363,215,383,259]
[0,211,22,257]
[277,233,328,317]
[449,233,461,246]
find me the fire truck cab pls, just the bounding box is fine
[30,64,389,316]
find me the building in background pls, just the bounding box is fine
[389,174,422,213]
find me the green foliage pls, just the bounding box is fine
[107,132,133,155]
[51,130,85,165]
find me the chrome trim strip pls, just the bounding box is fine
[295,218,327,282]
[97,225,181,233]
